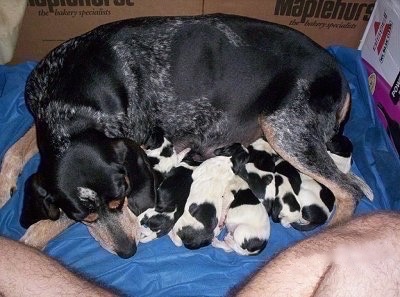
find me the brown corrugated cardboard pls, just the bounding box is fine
[204,0,376,48]
[12,0,377,64]
[11,0,203,63]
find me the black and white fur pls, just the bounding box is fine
[227,137,352,231]
[212,175,270,256]
[223,138,301,227]
[290,134,353,230]
[139,146,199,242]
[169,144,248,250]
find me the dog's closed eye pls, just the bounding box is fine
[83,212,99,223]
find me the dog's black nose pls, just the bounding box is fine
[116,243,137,259]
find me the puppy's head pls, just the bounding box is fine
[213,143,249,174]
[21,131,157,258]
[326,134,353,174]
[174,202,218,250]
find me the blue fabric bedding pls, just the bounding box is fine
[0,46,399,297]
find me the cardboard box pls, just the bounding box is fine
[359,0,400,155]
[204,0,376,48]
[11,0,203,63]
[12,0,376,63]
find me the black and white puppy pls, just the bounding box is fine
[236,138,277,207]
[225,137,346,231]
[270,166,302,228]
[212,175,270,256]
[169,144,248,250]
[139,149,199,242]
[290,134,353,231]
[269,134,354,231]
[225,138,301,227]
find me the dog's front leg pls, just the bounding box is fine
[20,212,74,250]
[0,126,38,207]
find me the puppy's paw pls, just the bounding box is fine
[139,226,158,243]
[168,230,183,247]
[211,237,233,252]
[279,217,293,228]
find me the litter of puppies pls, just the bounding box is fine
[140,134,353,256]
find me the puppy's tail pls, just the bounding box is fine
[330,173,373,226]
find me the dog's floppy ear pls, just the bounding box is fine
[118,140,157,215]
[20,173,61,228]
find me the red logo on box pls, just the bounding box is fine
[373,21,392,55]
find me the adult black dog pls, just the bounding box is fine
[0,14,372,258]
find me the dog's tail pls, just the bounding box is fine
[330,173,373,226]
[349,172,373,201]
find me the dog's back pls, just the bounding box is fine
[24,14,343,157]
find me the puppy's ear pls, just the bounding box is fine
[188,202,218,231]
[214,143,249,174]
[143,126,165,150]
[20,173,61,228]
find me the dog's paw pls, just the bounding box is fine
[0,165,19,208]
[20,226,49,250]
[139,226,158,243]
[19,216,74,250]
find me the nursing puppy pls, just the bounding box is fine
[266,135,353,230]
[169,144,248,250]
[212,175,270,256]
[221,138,301,227]
[290,134,353,231]
[0,14,373,257]
[144,136,180,178]
[139,150,200,242]
[235,138,277,208]
[224,137,350,231]
[270,170,301,228]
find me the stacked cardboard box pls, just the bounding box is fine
[204,0,375,48]
[12,0,375,63]
[359,0,400,155]
[11,0,203,63]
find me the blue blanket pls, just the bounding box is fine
[1,47,399,297]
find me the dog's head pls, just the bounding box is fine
[21,131,157,258]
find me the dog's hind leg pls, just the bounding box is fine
[0,125,38,207]
[20,212,74,250]
[259,108,372,226]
